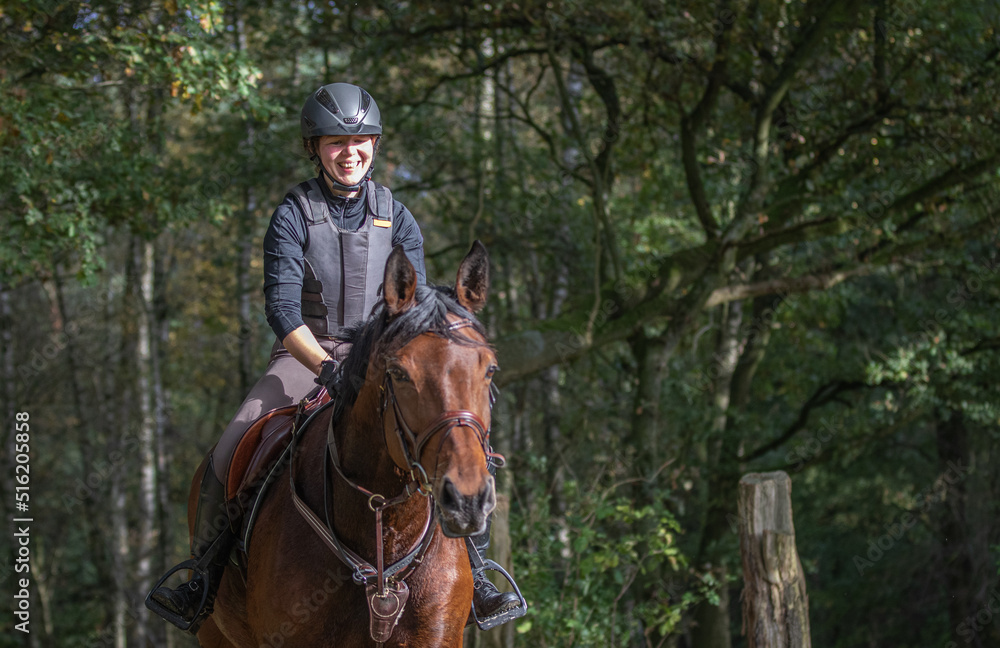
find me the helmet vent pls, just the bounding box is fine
[316,88,340,115]
[343,117,360,124]
[303,116,316,130]
[360,90,372,113]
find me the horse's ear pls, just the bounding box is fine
[383,245,417,317]
[455,240,489,313]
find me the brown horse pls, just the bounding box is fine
[196,242,499,648]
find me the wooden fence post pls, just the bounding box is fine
[738,471,811,648]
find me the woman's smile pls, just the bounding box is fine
[319,134,376,194]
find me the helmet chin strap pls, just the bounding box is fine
[316,161,374,193]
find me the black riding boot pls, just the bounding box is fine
[466,513,527,629]
[146,457,236,634]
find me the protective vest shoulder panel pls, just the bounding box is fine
[286,178,394,337]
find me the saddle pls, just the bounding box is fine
[224,389,331,529]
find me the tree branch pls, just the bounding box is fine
[725,0,864,246]
[575,39,621,187]
[391,46,550,110]
[682,115,721,237]
[546,44,622,283]
[737,153,1000,262]
[875,154,1000,224]
[744,379,866,462]
[678,0,733,239]
[962,337,1000,356]
[704,265,875,309]
[495,72,591,186]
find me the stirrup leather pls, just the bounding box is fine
[471,559,528,631]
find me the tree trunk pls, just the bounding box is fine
[0,284,27,648]
[1,284,14,532]
[111,469,129,648]
[152,240,175,648]
[729,284,783,414]
[235,2,256,396]
[105,268,131,648]
[134,237,159,645]
[691,301,743,648]
[691,278,783,648]
[690,584,732,648]
[626,331,671,647]
[238,185,256,395]
[628,331,670,482]
[738,471,811,648]
[936,409,997,647]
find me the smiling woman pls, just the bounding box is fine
[301,82,384,197]
[145,82,430,634]
[314,134,377,195]
[145,82,524,638]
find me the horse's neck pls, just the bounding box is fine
[331,392,430,556]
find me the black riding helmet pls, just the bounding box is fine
[301,82,382,192]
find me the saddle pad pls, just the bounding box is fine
[226,389,330,505]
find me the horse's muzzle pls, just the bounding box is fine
[437,474,496,537]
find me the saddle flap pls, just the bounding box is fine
[227,390,330,504]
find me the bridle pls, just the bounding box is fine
[379,318,502,486]
[289,317,502,644]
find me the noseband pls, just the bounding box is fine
[381,373,493,486]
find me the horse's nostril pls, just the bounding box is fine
[440,476,461,511]
[479,476,497,515]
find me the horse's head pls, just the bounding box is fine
[376,241,497,537]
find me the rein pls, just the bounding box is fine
[288,402,435,644]
[288,317,499,644]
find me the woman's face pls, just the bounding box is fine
[317,134,376,194]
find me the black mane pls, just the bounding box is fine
[330,284,489,406]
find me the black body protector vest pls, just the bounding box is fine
[287,178,394,338]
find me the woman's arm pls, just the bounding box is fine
[263,201,309,340]
[391,201,427,283]
[280,325,331,376]
[264,198,332,376]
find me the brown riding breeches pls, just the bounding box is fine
[212,337,351,483]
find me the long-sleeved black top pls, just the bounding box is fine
[263,179,426,341]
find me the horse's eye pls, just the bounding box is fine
[387,366,409,383]
[485,365,499,380]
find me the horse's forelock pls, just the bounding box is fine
[333,284,488,406]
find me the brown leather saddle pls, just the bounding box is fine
[224,389,331,532]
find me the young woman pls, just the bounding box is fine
[147,82,523,634]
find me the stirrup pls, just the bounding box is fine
[471,559,528,631]
[144,559,212,634]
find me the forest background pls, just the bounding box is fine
[1,1,999,647]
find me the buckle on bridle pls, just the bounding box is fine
[368,493,388,512]
[409,463,431,496]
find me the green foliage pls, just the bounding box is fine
[510,456,704,646]
[2,0,999,646]
[0,0,277,286]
